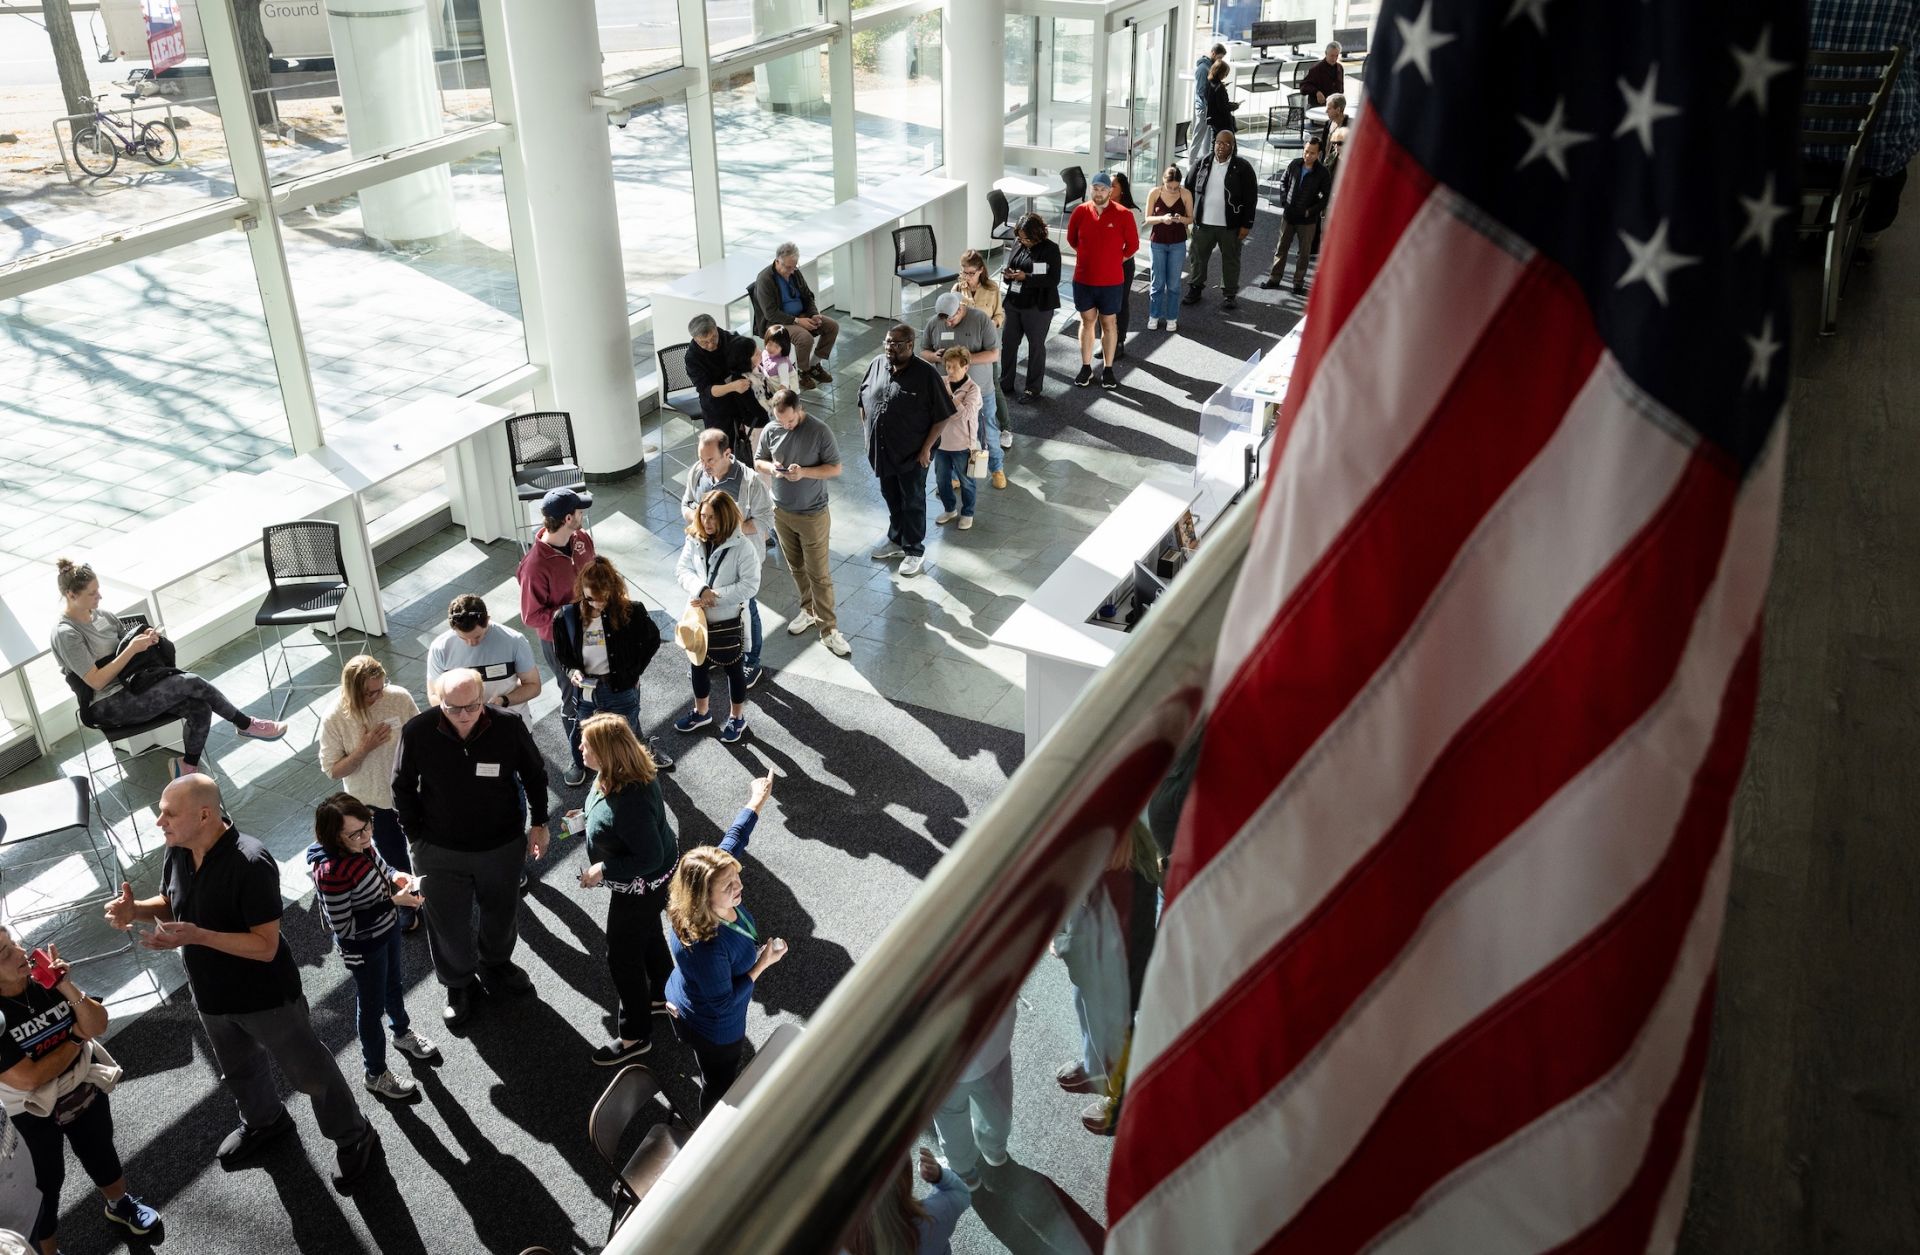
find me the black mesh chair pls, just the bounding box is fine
[0,776,133,961]
[1266,101,1307,176]
[655,341,703,481]
[987,189,1017,249]
[589,1064,691,1240]
[1056,165,1087,224]
[1248,60,1286,100]
[505,411,593,547]
[61,618,181,841]
[892,224,957,316]
[254,520,352,718]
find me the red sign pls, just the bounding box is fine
[144,0,185,74]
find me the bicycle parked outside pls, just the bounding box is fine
[69,78,179,178]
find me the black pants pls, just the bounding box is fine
[877,463,930,557]
[689,659,747,706]
[14,1089,124,1243]
[1001,304,1051,394]
[686,1030,748,1120]
[1115,258,1135,353]
[605,883,673,1042]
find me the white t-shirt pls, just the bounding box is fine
[581,617,610,677]
[1201,162,1229,227]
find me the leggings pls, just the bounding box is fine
[686,1030,748,1120]
[13,1089,124,1243]
[91,671,248,763]
[605,882,674,1042]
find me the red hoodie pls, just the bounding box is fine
[516,527,595,642]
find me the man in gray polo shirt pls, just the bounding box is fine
[753,388,851,658]
[922,292,999,485]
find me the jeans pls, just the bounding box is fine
[90,671,249,764]
[931,449,976,517]
[932,1052,1014,1179]
[199,997,370,1148]
[540,638,578,765]
[605,882,674,1042]
[571,681,641,769]
[976,384,1003,474]
[13,1093,123,1243]
[877,462,931,556]
[410,838,525,989]
[1001,304,1051,395]
[1150,241,1187,321]
[744,598,763,670]
[347,927,411,1078]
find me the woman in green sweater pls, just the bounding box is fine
[568,713,678,1066]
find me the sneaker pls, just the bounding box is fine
[1221,294,1240,311]
[442,985,474,1028]
[239,717,287,741]
[743,664,765,689]
[810,361,833,383]
[1021,388,1042,402]
[899,555,924,577]
[104,1193,161,1235]
[991,471,1007,490]
[1074,365,1094,388]
[958,516,974,530]
[935,509,959,526]
[563,763,588,787]
[1166,319,1179,332]
[1150,318,1164,331]
[822,630,853,658]
[647,737,676,772]
[719,717,748,744]
[870,540,905,561]
[217,1109,295,1165]
[592,1038,652,1066]
[1057,1062,1097,1093]
[332,1127,380,1193]
[167,757,203,781]
[1000,429,1013,449]
[673,709,714,733]
[392,1029,438,1061]
[365,1070,418,1101]
[1258,277,1283,289]
[1100,367,1119,391]
[787,608,818,635]
[1081,1098,1115,1136]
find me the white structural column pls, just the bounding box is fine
[680,0,726,266]
[324,0,456,243]
[943,0,1006,249]
[486,0,644,476]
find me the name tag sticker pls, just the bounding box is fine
[475,762,501,778]
[940,332,956,341]
[1009,281,1023,292]
[1031,262,1049,274]
[481,662,509,680]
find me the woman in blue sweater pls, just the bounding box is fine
[568,714,678,1067]
[664,771,780,1118]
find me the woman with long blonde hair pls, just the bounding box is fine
[663,772,780,1118]
[843,1147,971,1255]
[318,654,423,930]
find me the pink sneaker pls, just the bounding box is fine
[168,758,204,780]
[239,717,287,741]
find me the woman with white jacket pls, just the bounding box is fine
[673,489,764,745]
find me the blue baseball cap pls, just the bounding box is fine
[1090,170,1114,187]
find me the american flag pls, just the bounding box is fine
[1107,0,1799,1250]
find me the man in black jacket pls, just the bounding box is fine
[748,242,839,387]
[1184,130,1260,310]
[683,314,764,453]
[392,669,551,1028]
[858,323,955,579]
[1261,138,1333,296]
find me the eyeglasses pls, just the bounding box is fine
[445,700,486,715]
[341,821,371,841]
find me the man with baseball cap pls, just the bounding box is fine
[515,487,596,786]
[922,291,1001,488]
[1065,170,1139,392]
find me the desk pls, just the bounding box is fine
[0,575,52,756]
[994,174,1060,220]
[649,174,967,357]
[1232,320,1306,437]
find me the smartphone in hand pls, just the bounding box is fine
[27,949,58,990]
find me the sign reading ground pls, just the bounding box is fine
[143,0,186,73]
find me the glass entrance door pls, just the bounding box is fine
[1106,9,1174,188]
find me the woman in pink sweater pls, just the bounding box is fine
[932,346,982,530]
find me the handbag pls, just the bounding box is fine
[966,446,990,478]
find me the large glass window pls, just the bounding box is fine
[853,8,942,191]
[713,53,833,253]
[1046,17,1095,151]
[710,0,826,58]
[610,97,700,313]
[1004,15,1036,148]
[281,150,524,423]
[597,0,682,81]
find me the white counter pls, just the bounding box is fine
[991,481,1196,749]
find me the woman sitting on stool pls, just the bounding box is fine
[672,491,762,746]
[664,772,780,1119]
[50,557,286,778]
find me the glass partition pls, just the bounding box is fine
[1046,17,1095,151]
[610,98,701,315]
[1004,14,1037,147]
[713,56,834,254]
[711,0,826,58]
[597,0,682,81]
[854,8,943,191]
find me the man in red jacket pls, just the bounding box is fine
[1066,170,1139,392]
[515,488,596,785]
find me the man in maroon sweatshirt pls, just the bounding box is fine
[515,488,596,785]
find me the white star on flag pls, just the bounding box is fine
[1517,98,1594,179]
[1393,0,1458,84]
[1730,24,1792,113]
[1735,173,1791,253]
[1744,315,1782,388]
[1614,66,1682,155]
[1615,219,1700,306]
[1505,0,1553,36]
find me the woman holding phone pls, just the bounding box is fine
[664,772,780,1118]
[318,655,422,930]
[1144,164,1195,332]
[0,928,161,1250]
[306,794,438,1102]
[568,713,678,1067]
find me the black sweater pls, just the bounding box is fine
[552,602,661,694]
[1004,239,1063,310]
[392,707,551,852]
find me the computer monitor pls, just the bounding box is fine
[1251,18,1318,56]
[1332,26,1368,56]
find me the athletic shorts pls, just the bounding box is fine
[1072,281,1124,316]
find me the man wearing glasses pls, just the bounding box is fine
[391,669,551,1029]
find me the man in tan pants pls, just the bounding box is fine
[753,389,852,657]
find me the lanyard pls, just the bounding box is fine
[721,912,758,945]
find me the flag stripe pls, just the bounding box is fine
[1201,185,1532,726]
[1267,631,1761,1253]
[1646,1086,1709,1253]
[1113,436,1737,1231]
[1134,353,1692,1080]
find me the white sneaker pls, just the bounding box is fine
[786,608,817,636]
[1166,320,1178,332]
[900,555,924,577]
[365,1070,418,1101]
[958,516,974,530]
[822,629,852,657]
[1000,430,1013,449]
[935,509,959,526]
[392,1029,438,1060]
[871,540,905,561]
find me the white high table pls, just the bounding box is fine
[648,173,967,347]
[992,481,1197,749]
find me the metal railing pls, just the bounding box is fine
[607,484,1259,1252]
